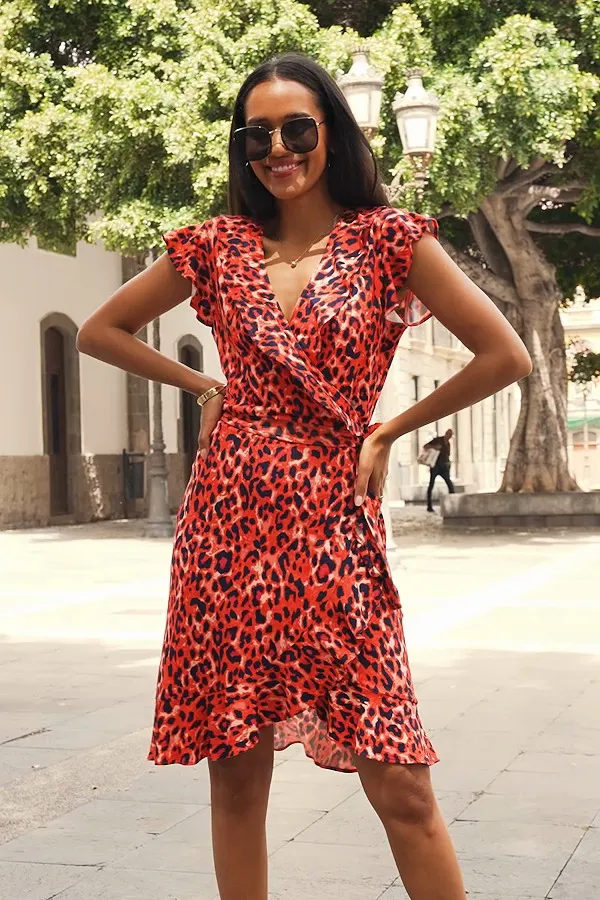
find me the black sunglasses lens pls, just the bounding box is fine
[236,126,270,161]
[282,118,318,153]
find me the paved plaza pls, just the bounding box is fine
[0,516,599,900]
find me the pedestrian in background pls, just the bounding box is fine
[77,52,531,900]
[424,428,456,512]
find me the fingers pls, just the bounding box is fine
[355,466,388,505]
[197,397,223,460]
[354,465,370,506]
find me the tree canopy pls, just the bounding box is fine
[1,0,599,490]
[2,0,598,284]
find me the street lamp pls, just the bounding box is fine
[336,46,384,140]
[392,68,440,200]
[338,52,441,554]
[338,51,440,201]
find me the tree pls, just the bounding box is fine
[568,339,600,387]
[360,3,599,492]
[2,1,600,492]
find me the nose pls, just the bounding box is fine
[269,128,287,154]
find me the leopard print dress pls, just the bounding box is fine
[148,206,439,772]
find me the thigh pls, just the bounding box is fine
[209,726,275,797]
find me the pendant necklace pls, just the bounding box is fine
[286,213,340,268]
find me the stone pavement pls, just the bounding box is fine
[0,518,599,900]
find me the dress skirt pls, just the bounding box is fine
[148,412,438,772]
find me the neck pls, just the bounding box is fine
[275,182,342,244]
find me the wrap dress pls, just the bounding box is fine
[148,205,439,772]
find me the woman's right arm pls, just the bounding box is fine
[76,252,222,396]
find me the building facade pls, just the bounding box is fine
[1,237,518,528]
[561,296,600,491]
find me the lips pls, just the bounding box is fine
[267,161,304,179]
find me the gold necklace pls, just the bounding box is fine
[286,213,341,268]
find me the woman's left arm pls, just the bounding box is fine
[382,233,531,441]
[354,234,532,504]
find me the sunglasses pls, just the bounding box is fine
[234,116,325,162]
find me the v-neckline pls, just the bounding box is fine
[255,216,343,327]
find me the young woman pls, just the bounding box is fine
[78,53,531,900]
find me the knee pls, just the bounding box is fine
[369,769,437,834]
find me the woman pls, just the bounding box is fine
[78,52,531,900]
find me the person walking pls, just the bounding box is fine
[425,428,455,512]
[77,53,531,900]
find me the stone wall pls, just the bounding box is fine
[0,453,123,527]
[0,456,49,527]
[442,491,600,529]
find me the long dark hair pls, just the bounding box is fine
[228,52,388,221]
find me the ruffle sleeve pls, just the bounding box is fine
[163,219,217,327]
[377,207,438,327]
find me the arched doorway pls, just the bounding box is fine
[40,314,81,519]
[45,328,69,514]
[177,336,203,478]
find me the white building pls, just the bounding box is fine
[561,296,600,491]
[1,237,518,528]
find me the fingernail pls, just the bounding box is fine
[200,448,207,460]
[354,494,363,506]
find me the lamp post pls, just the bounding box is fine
[338,51,440,554]
[392,68,440,201]
[143,249,174,538]
[144,314,174,538]
[338,50,440,203]
[337,46,384,141]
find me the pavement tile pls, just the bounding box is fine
[450,819,584,858]
[431,760,500,793]
[10,698,151,751]
[485,769,600,807]
[97,761,212,805]
[268,877,388,900]
[113,806,324,872]
[268,839,397,886]
[0,746,75,786]
[457,790,598,827]
[0,798,201,866]
[0,828,147,866]
[271,757,361,785]
[525,726,600,756]
[293,791,387,847]
[508,751,600,776]
[112,807,214,873]
[457,852,564,895]
[0,861,90,900]
[49,866,218,899]
[268,776,360,811]
[436,791,477,822]
[548,826,600,898]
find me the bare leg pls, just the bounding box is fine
[354,756,465,900]
[209,726,274,900]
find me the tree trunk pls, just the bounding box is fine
[479,195,578,493]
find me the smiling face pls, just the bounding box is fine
[244,78,330,205]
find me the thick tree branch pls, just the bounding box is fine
[440,238,519,307]
[468,210,514,283]
[526,221,600,237]
[500,160,559,195]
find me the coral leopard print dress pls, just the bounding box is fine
[148,206,439,771]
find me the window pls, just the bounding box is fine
[493,394,498,458]
[573,429,598,449]
[412,376,420,464]
[434,379,440,432]
[470,406,475,462]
